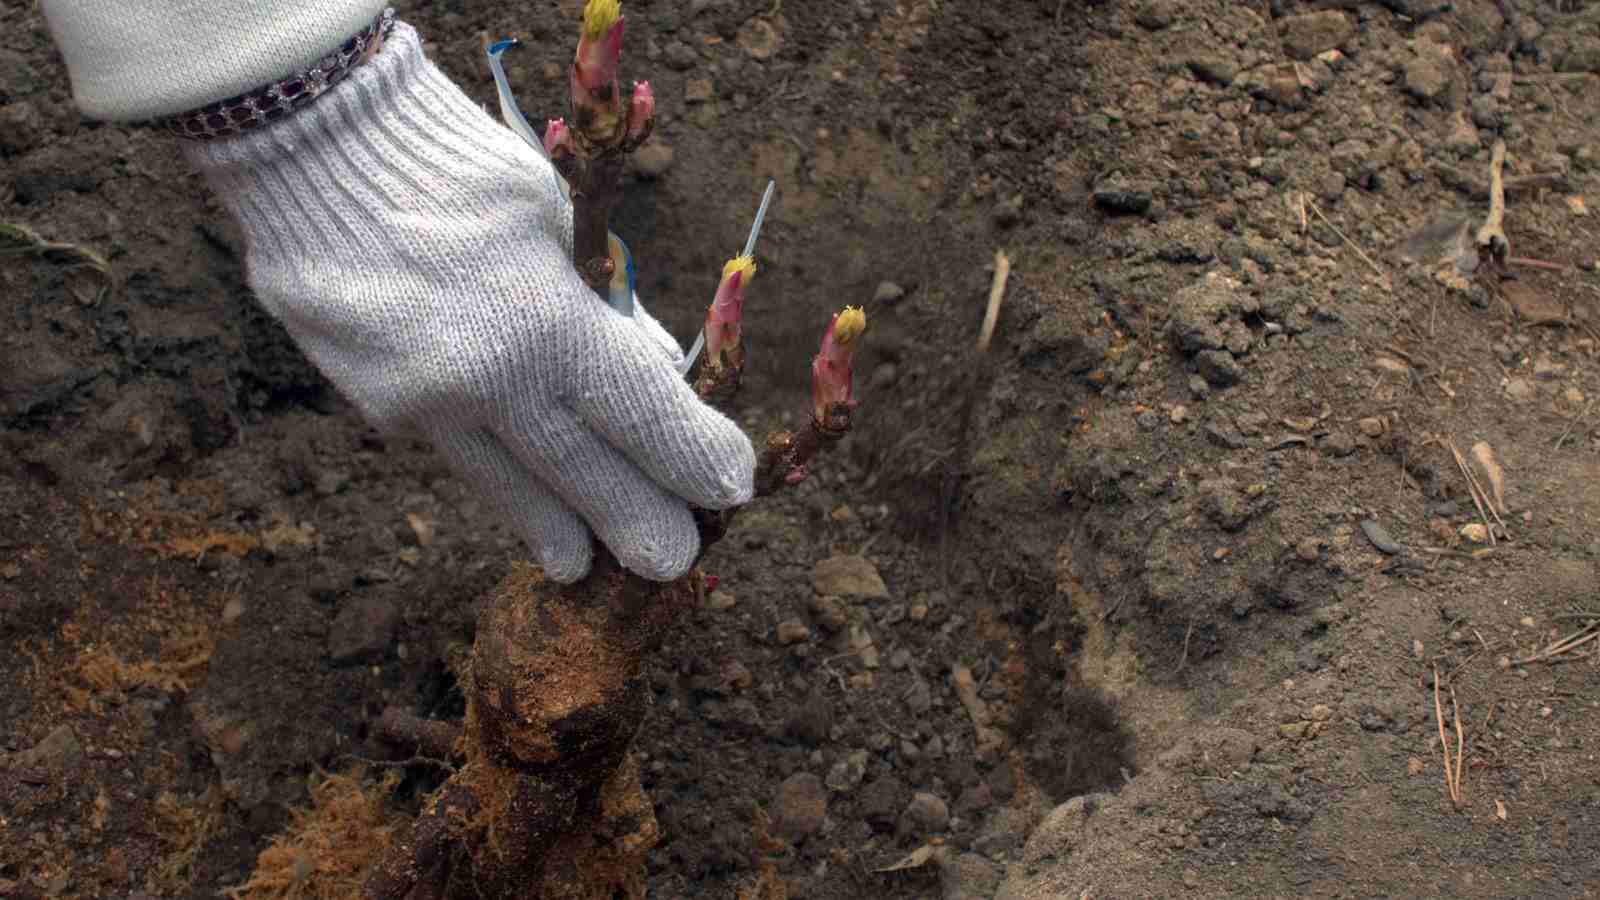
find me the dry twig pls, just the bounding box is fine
[939,250,1012,586]
[1452,688,1465,803]
[1511,622,1600,665]
[951,664,1005,758]
[1306,200,1386,280]
[1444,436,1506,544]
[978,250,1011,354]
[1506,256,1571,273]
[1177,618,1196,672]
[1555,398,1595,451]
[1476,140,1509,271]
[1432,665,1465,807]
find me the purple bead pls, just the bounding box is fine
[186,118,208,135]
[282,79,304,98]
[205,113,227,130]
[229,106,254,123]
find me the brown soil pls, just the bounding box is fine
[4,1,1600,898]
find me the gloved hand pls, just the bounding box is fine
[185,21,755,582]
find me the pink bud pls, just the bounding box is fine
[703,573,720,593]
[704,256,754,368]
[627,81,655,142]
[543,118,575,159]
[811,307,866,425]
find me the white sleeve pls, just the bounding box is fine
[39,0,388,122]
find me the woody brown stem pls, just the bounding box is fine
[571,155,626,296]
[691,350,744,407]
[754,408,852,498]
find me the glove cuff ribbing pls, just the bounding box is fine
[41,0,389,121]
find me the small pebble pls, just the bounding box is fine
[772,773,827,840]
[873,281,906,305]
[1093,187,1153,215]
[898,792,951,834]
[808,595,848,632]
[684,78,713,103]
[777,619,811,645]
[1359,519,1402,554]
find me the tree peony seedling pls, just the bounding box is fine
[703,255,754,372]
[811,306,866,428]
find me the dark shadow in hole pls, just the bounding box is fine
[1009,629,1136,803]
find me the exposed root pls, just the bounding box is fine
[375,706,464,762]
[361,560,695,899]
[225,769,401,900]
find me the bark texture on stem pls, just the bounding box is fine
[754,409,851,498]
[570,156,626,294]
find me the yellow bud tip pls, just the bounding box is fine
[721,255,756,285]
[832,307,866,345]
[583,0,622,39]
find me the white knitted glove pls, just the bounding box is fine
[185,22,755,582]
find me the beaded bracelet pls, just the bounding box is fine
[157,7,396,141]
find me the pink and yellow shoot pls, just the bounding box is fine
[704,256,754,370]
[811,307,866,424]
[574,0,624,95]
[572,0,626,137]
[569,0,653,147]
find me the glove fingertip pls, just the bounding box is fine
[541,540,594,584]
[613,506,700,582]
[700,428,757,510]
[679,405,758,510]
